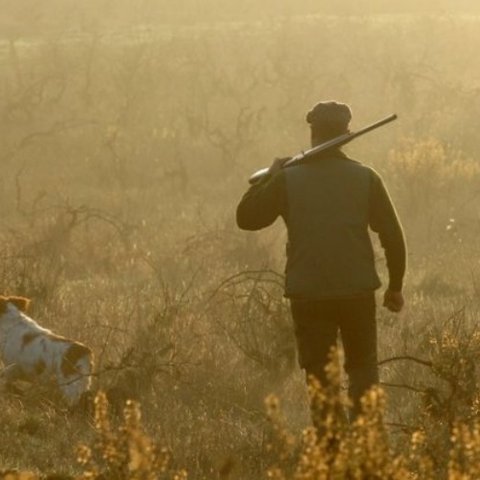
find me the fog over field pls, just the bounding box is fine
[1,1,480,479]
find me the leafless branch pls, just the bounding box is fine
[378,356,433,368]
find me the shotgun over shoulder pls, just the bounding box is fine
[248,114,397,185]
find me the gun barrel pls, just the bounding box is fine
[248,113,397,185]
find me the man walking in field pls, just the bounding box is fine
[236,101,406,421]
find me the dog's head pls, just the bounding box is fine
[0,296,31,316]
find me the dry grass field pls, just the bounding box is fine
[2,2,480,478]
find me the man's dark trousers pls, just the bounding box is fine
[290,293,378,420]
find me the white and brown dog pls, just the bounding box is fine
[0,296,93,406]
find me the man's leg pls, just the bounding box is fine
[339,294,379,420]
[290,299,338,385]
[290,299,341,430]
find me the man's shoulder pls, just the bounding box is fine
[266,168,287,188]
[334,156,382,181]
[344,158,382,179]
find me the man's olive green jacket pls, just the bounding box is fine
[236,150,406,299]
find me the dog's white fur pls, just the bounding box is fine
[0,296,93,406]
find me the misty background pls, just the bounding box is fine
[1,1,480,478]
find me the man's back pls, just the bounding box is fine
[284,154,381,299]
[236,150,405,300]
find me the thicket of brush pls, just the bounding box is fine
[1,6,480,479]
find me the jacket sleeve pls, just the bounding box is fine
[236,171,287,231]
[368,170,407,291]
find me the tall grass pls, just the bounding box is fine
[1,9,480,479]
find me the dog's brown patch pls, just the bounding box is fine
[61,342,92,377]
[7,296,30,312]
[22,332,40,348]
[0,295,31,314]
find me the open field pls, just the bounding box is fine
[2,4,480,479]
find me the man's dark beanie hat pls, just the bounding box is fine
[306,101,352,133]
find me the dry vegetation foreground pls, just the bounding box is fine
[1,10,480,479]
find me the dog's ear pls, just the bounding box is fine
[7,296,31,312]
